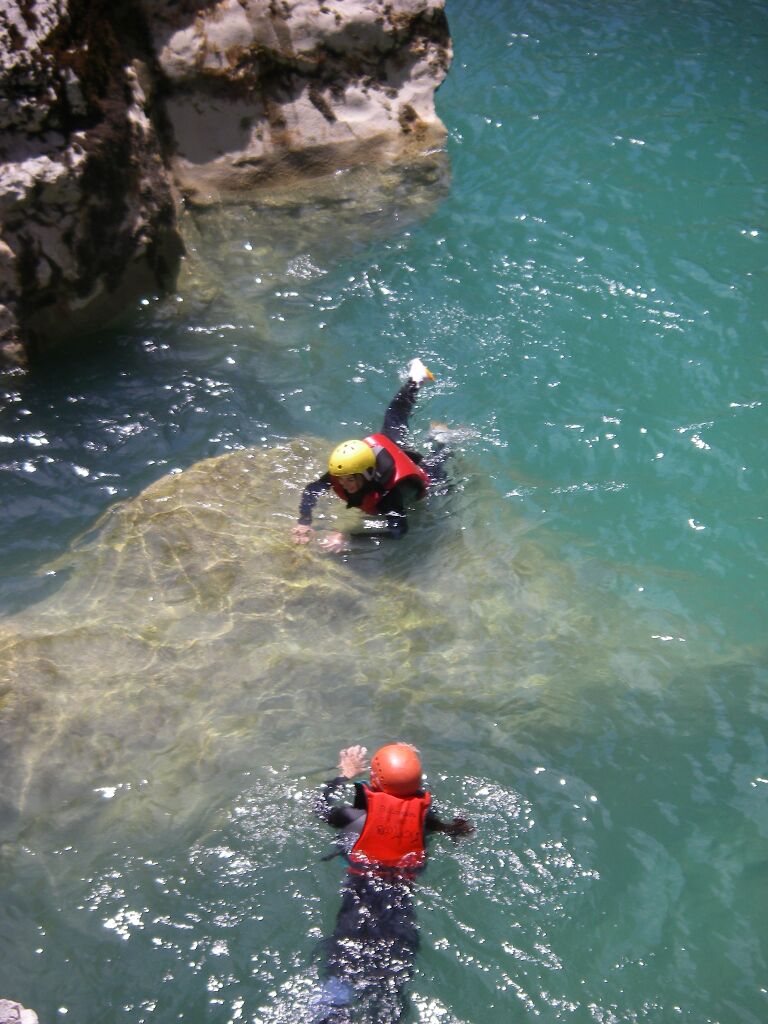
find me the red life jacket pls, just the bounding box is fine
[349,784,431,874]
[330,434,430,515]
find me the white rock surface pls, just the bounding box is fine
[147,0,452,200]
[0,999,39,1024]
[0,0,451,362]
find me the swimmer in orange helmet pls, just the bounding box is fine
[310,743,473,1022]
[292,359,454,553]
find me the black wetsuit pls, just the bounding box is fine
[299,380,451,540]
[311,776,454,1024]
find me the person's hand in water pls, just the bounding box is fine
[430,816,475,840]
[338,745,368,779]
[317,531,347,553]
[291,524,314,545]
[446,817,475,839]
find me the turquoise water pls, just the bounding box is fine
[1,1,767,1021]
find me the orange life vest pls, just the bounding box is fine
[349,784,431,874]
[330,434,430,515]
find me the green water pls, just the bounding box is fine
[1,1,767,1021]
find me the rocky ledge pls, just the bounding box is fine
[0,999,38,1024]
[0,0,452,366]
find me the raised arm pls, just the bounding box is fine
[313,745,369,828]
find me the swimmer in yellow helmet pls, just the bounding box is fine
[292,358,452,552]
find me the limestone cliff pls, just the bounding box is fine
[0,0,452,365]
[0,0,183,365]
[0,999,38,1024]
[148,0,451,200]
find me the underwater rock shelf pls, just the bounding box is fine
[0,440,626,844]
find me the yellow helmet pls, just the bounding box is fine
[328,439,375,477]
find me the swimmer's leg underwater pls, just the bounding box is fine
[311,872,418,1024]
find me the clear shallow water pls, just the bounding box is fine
[1,1,767,1022]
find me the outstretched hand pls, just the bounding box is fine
[338,745,368,779]
[444,817,475,840]
[317,531,348,553]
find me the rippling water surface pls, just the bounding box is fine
[1,1,766,1022]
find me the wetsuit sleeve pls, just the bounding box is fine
[314,777,368,828]
[298,472,332,525]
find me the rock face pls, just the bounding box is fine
[147,0,452,201]
[0,999,39,1024]
[0,1,452,364]
[0,0,183,364]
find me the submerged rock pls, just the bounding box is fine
[174,149,449,316]
[0,441,680,843]
[0,1,452,364]
[0,438,416,835]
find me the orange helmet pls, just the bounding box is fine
[370,743,423,797]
